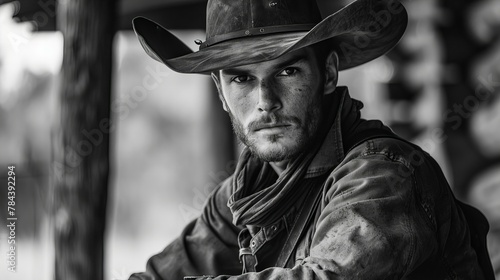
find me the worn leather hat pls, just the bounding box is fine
[132,0,408,74]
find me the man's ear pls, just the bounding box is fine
[324,50,339,95]
[211,72,229,112]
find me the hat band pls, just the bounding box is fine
[199,24,315,50]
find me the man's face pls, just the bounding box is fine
[214,47,334,162]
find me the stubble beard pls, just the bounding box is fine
[227,103,323,163]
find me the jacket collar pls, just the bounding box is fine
[304,86,366,178]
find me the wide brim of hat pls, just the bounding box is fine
[133,0,408,74]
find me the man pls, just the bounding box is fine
[129,0,493,279]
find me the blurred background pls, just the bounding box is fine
[0,0,499,279]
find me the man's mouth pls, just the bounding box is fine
[253,123,291,132]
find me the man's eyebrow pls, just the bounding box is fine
[221,68,249,76]
[221,54,308,76]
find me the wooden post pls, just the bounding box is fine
[52,0,116,279]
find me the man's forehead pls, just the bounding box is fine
[219,47,315,74]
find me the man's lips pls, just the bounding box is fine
[253,123,291,132]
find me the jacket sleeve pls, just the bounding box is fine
[129,177,243,280]
[211,152,439,279]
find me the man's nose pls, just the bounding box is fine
[257,81,282,112]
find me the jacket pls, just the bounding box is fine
[130,87,486,279]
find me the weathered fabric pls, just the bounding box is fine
[129,87,485,280]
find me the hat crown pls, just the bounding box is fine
[205,0,322,41]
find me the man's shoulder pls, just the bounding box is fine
[209,175,234,201]
[343,136,426,171]
[198,175,236,226]
[335,135,450,201]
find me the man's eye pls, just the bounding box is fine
[278,67,298,76]
[232,75,252,83]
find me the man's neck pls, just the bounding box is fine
[269,160,289,175]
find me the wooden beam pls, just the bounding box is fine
[2,0,206,31]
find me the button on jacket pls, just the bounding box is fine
[130,87,485,280]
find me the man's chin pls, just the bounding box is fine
[248,141,300,162]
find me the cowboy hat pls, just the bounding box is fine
[132,0,408,74]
